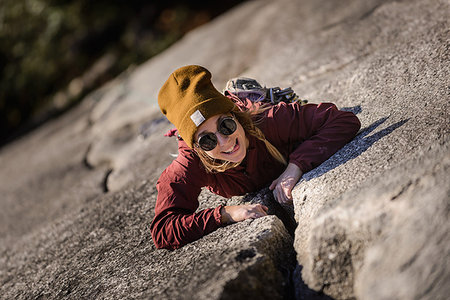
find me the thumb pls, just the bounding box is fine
[269,178,278,190]
[286,187,293,200]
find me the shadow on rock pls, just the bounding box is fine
[242,188,297,237]
[341,105,362,115]
[303,116,409,181]
[294,265,335,300]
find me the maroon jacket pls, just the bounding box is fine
[151,101,361,250]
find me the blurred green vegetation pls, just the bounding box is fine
[0,0,244,146]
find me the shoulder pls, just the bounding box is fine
[256,102,326,142]
[266,101,314,118]
[264,102,342,124]
[259,102,301,129]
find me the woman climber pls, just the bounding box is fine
[151,65,360,250]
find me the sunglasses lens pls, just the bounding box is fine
[219,118,237,135]
[198,133,217,151]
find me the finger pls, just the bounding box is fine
[252,204,263,214]
[251,212,263,219]
[276,187,284,204]
[273,188,279,203]
[258,207,268,217]
[286,185,293,200]
[279,186,290,204]
[257,206,268,216]
[262,205,269,212]
[254,203,266,212]
[284,187,292,203]
[248,205,266,217]
[282,191,290,203]
[282,186,292,202]
[278,188,287,204]
[269,179,278,190]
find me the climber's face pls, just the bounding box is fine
[194,113,248,163]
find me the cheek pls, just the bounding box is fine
[237,126,246,142]
[202,145,222,160]
[205,148,219,158]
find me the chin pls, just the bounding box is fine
[228,152,245,164]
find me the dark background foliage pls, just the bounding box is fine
[0,0,244,146]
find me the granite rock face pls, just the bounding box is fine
[0,0,448,299]
[285,0,449,299]
[297,145,449,299]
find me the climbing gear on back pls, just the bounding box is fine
[224,77,266,102]
[223,77,308,105]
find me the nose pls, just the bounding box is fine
[216,132,231,147]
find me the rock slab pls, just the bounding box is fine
[0,0,449,299]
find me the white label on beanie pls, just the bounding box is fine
[190,110,206,127]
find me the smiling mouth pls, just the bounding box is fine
[222,138,239,154]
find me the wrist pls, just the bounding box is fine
[220,206,231,224]
[287,162,303,177]
[288,161,305,174]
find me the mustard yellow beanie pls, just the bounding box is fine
[158,65,236,148]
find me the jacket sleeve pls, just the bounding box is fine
[267,102,361,173]
[150,147,223,250]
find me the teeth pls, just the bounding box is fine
[223,140,236,153]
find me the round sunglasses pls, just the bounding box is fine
[196,116,237,151]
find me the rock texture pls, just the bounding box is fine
[297,145,449,300]
[0,0,449,299]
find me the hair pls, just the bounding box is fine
[195,103,287,173]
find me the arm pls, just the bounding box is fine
[220,204,268,224]
[286,103,361,171]
[268,102,361,203]
[150,147,268,250]
[150,153,221,250]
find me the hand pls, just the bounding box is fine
[269,163,303,204]
[220,204,269,224]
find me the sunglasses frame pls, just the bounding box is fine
[196,115,237,151]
